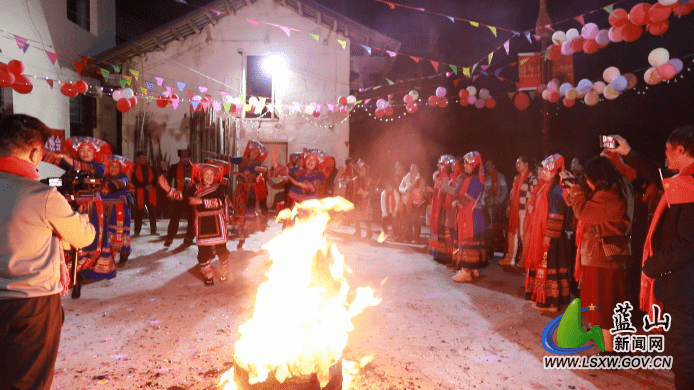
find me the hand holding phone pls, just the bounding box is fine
[600,135,617,149]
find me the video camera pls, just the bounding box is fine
[41,170,103,208]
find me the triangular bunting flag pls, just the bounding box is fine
[220,91,227,100]
[453,79,461,88]
[529,91,536,100]
[488,52,494,65]
[447,16,455,23]
[155,76,163,86]
[449,64,458,75]
[520,57,529,66]
[191,101,200,111]
[278,25,292,37]
[201,100,209,112]
[177,81,186,92]
[534,35,541,40]
[146,96,154,104]
[14,35,28,50]
[199,86,207,93]
[364,99,372,105]
[223,103,231,113]
[524,31,533,43]
[166,86,173,93]
[373,85,382,90]
[239,94,245,102]
[480,65,490,71]
[146,81,154,91]
[544,24,555,31]
[74,61,85,74]
[386,50,397,58]
[603,5,614,14]
[326,104,335,112]
[472,75,479,82]
[100,69,110,80]
[79,55,90,63]
[469,21,479,27]
[494,68,503,77]
[410,56,421,63]
[487,26,497,37]
[140,87,148,95]
[471,62,479,75]
[512,31,521,36]
[45,78,54,89]
[463,67,471,77]
[112,64,121,73]
[120,80,127,88]
[186,90,194,100]
[310,33,320,41]
[123,75,132,85]
[337,39,347,49]
[386,78,394,85]
[246,18,258,26]
[574,15,585,25]
[46,52,58,65]
[171,95,180,109]
[384,1,395,9]
[508,92,517,99]
[360,45,372,55]
[130,69,140,80]
[430,60,439,73]
[504,40,510,55]
[480,70,489,76]
[22,44,29,53]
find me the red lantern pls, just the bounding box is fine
[484,98,496,109]
[437,96,449,108]
[73,80,89,94]
[629,3,651,26]
[514,93,530,110]
[583,39,599,54]
[116,98,131,113]
[7,60,25,76]
[647,20,670,36]
[12,74,33,94]
[621,22,643,42]
[156,96,168,108]
[608,9,629,27]
[0,69,15,87]
[648,3,673,24]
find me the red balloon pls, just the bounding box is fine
[547,44,562,61]
[73,80,89,94]
[484,98,496,109]
[387,94,394,101]
[156,96,168,108]
[427,95,438,106]
[338,96,347,106]
[12,74,33,94]
[312,111,320,118]
[437,96,449,108]
[406,103,418,113]
[647,20,670,36]
[129,96,138,107]
[0,63,8,73]
[458,89,470,100]
[657,63,677,80]
[514,93,530,110]
[117,98,131,113]
[673,3,694,17]
[629,3,651,26]
[384,105,394,116]
[608,8,629,27]
[570,38,584,53]
[648,3,672,24]
[0,69,15,87]
[228,103,237,113]
[621,22,643,42]
[7,60,25,76]
[548,91,561,103]
[583,39,599,54]
[60,83,72,96]
[562,98,576,108]
[374,108,385,118]
[459,98,469,107]
[404,94,414,104]
[339,106,348,114]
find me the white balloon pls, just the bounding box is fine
[658,0,678,5]
[112,89,123,101]
[346,95,357,104]
[478,88,490,100]
[566,28,580,41]
[466,86,477,96]
[648,48,670,68]
[249,96,259,106]
[552,31,567,45]
[122,88,134,99]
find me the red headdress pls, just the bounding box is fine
[302,148,334,177]
[204,159,232,176]
[289,152,303,167]
[464,151,485,184]
[65,136,112,164]
[541,154,565,176]
[192,163,225,184]
[105,155,134,176]
[243,140,268,164]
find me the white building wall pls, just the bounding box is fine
[120,0,350,166]
[0,0,115,178]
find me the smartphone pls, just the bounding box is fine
[600,135,617,149]
[48,178,63,187]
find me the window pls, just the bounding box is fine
[67,0,90,31]
[245,55,272,119]
[69,95,96,137]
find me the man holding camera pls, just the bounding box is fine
[612,128,694,390]
[0,114,96,390]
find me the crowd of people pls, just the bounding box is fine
[2,112,694,389]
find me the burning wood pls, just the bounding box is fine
[218,197,380,389]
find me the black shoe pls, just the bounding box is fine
[118,253,129,268]
[237,239,245,250]
[71,275,82,299]
[204,278,214,286]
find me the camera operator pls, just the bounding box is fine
[561,156,631,355]
[0,114,96,390]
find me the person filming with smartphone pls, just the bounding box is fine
[0,114,96,390]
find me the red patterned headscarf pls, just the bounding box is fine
[204,159,232,176]
[464,151,485,184]
[65,136,112,164]
[302,148,334,177]
[243,140,268,164]
[105,155,134,176]
[192,163,225,184]
[541,154,565,176]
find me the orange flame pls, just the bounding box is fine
[219,197,380,389]
[377,231,387,243]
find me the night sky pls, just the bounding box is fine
[117,0,694,180]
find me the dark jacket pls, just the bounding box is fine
[565,186,630,269]
[624,150,694,307]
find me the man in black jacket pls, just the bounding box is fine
[613,127,694,390]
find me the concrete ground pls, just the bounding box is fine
[53,218,675,390]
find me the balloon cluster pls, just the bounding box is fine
[403,90,419,113]
[337,95,357,115]
[60,80,89,97]
[427,87,450,108]
[549,23,608,59]
[112,88,138,113]
[0,60,33,94]
[458,86,496,109]
[374,94,395,118]
[645,47,683,84]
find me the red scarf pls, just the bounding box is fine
[429,171,449,233]
[456,176,477,242]
[176,162,190,191]
[521,180,550,271]
[490,169,499,198]
[0,156,41,180]
[640,162,694,323]
[135,163,157,209]
[507,170,530,234]
[574,219,586,282]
